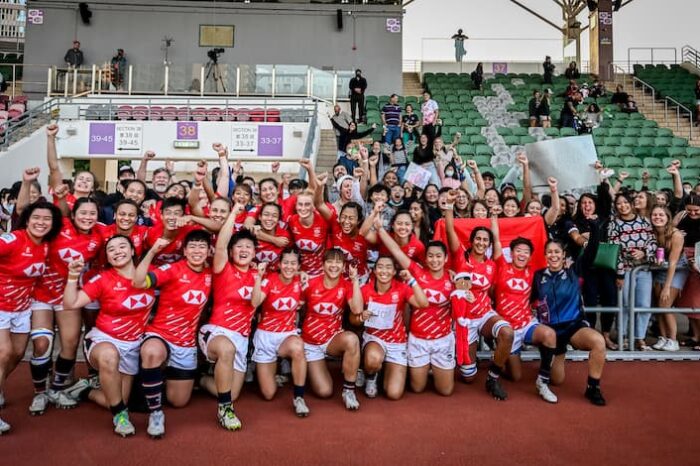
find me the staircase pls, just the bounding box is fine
[315,129,338,175]
[613,75,700,147]
[402,72,424,97]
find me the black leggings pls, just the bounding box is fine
[582,267,618,333]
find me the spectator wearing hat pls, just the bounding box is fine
[349,69,368,123]
[481,171,496,190]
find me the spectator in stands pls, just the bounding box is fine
[559,92,581,129]
[381,94,403,146]
[412,133,440,186]
[565,80,579,98]
[481,171,496,190]
[330,104,352,151]
[565,61,581,80]
[590,78,606,99]
[64,40,84,68]
[471,62,484,91]
[621,100,639,114]
[542,56,555,84]
[421,91,440,143]
[582,103,603,132]
[528,90,542,128]
[389,138,409,183]
[111,48,127,90]
[451,29,469,63]
[674,193,700,349]
[330,120,376,152]
[540,89,552,128]
[611,85,629,109]
[349,69,367,123]
[402,104,420,144]
[694,79,700,126]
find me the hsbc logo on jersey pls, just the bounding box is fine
[296,240,320,252]
[238,286,253,300]
[507,278,529,292]
[256,250,279,263]
[121,293,154,310]
[182,290,207,306]
[23,263,45,277]
[313,302,339,315]
[58,247,84,263]
[272,297,298,311]
[471,273,490,288]
[425,289,447,304]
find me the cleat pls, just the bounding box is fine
[485,377,508,401]
[536,378,558,404]
[275,374,289,388]
[585,385,607,406]
[29,393,50,415]
[354,369,365,388]
[64,377,98,402]
[651,336,667,350]
[661,339,679,352]
[47,389,77,409]
[293,397,310,417]
[147,410,166,439]
[217,404,242,431]
[342,389,360,411]
[364,376,378,399]
[0,416,10,435]
[113,410,135,437]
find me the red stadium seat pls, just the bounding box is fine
[265,108,281,122]
[148,106,163,120]
[250,107,265,122]
[176,107,191,120]
[161,106,177,121]
[237,108,251,122]
[116,105,132,120]
[206,107,222,121]
[131,106,148,120]
[191,107,207,121]
[222,108,237,121]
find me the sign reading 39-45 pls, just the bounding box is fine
[88,122,143,155]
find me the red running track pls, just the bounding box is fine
[1,361,698,465]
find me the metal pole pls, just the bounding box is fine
[306,66,311,98]
[98,69,102,95]
[164,65,169,96]
[676,105,680,131]
[332,72,338,105]
[46,67,52,97]
[200,65,204,97]
[72,68,78,95]
[271,65,276,98]
[91,64,96,94]
[236,66,240,97]
[11,65,15,99]
[64,70,69,97]
[628,267,636,351]
[128,65,133,96]
[617,288,624,351]
[664,99,667,125]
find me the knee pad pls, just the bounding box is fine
[459,363,477,378]
[492,320,512,339]
[30,328,54,365]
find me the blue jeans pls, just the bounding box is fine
[621,269,653,340]
[384,125,401,145]
[393,164,408,184]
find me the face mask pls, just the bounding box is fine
[445,169,455,178]
[3,203,13,214]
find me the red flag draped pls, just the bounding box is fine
[432,216,548,270]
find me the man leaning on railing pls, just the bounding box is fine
[64,40,84,69]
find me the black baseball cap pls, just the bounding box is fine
[482,171,495,180]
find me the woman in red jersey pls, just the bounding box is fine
[46,124,97,210]
[368,209,426,263]
[302,248,363,410]
[444,195,514,401]
[352,254,428,400]
[376,218,455,396]
[251,203,292,269]
[63,235,156,437]
[198,205,256,431]
[251,249,309,417]
[132,230,213,438]
[0,201,62,434]
[288,189,329,278]
[489,214,559,404]
[29,194,103,413]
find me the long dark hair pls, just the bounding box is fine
[16,201,63,242]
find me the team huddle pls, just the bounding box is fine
[0,125,607,439]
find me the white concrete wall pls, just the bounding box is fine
[0,126,49,192]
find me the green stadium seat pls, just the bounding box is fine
[667,147,686,157]
[651,147,669,158]
[544,128,560,137]
[473,155,491,166]
[592,127,608,136]
[656,179,674,190]
[643,157,664,168]
[623,128,641,138]
[641,120,658,128]
[616,146,634,157]
[637,137,655,147]
[604,156,623,167]
[684,157,700,168]
[520,136,536,145]
[656,128,674,137]
[560,128,577,137]
[654,137,672,147]
[686,147,700,157]
[463,127,481,136]
[620,137,637,146]
[608,128,625,137]
[597,146,616,157]
[470,135,487,145]
[623,156,643,167]
[511,127,528,136]
[640,128,657,137]
[681,168,700,180]
[633,146,653,158]
[497,127,512,136]
[503,135,520,145]
[671,137,688,147]
[473,118,488,127]
[605,136,621,146]
[476,145,493,156]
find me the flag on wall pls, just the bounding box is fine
[433,216,548,270]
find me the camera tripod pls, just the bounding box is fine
[204,59,227,93]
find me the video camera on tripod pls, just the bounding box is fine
[207,48,225,63]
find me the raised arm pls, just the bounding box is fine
[16,167,41,216]
[359,202,383,243]
[133,238,170,288]
[400,269,428,309]
[443,191,461,253]
[490,213,502,260]
[250,262,268,308]
[213,143,231,199]
[543,177,560,226]
[517,152,533,206]
[136,150,155,182]
[375,216,412,270]
[347,265,363,316]
[62,259,93,310]
[213,204,244,274]
[667,163,683,201]
[46,124,63,190]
